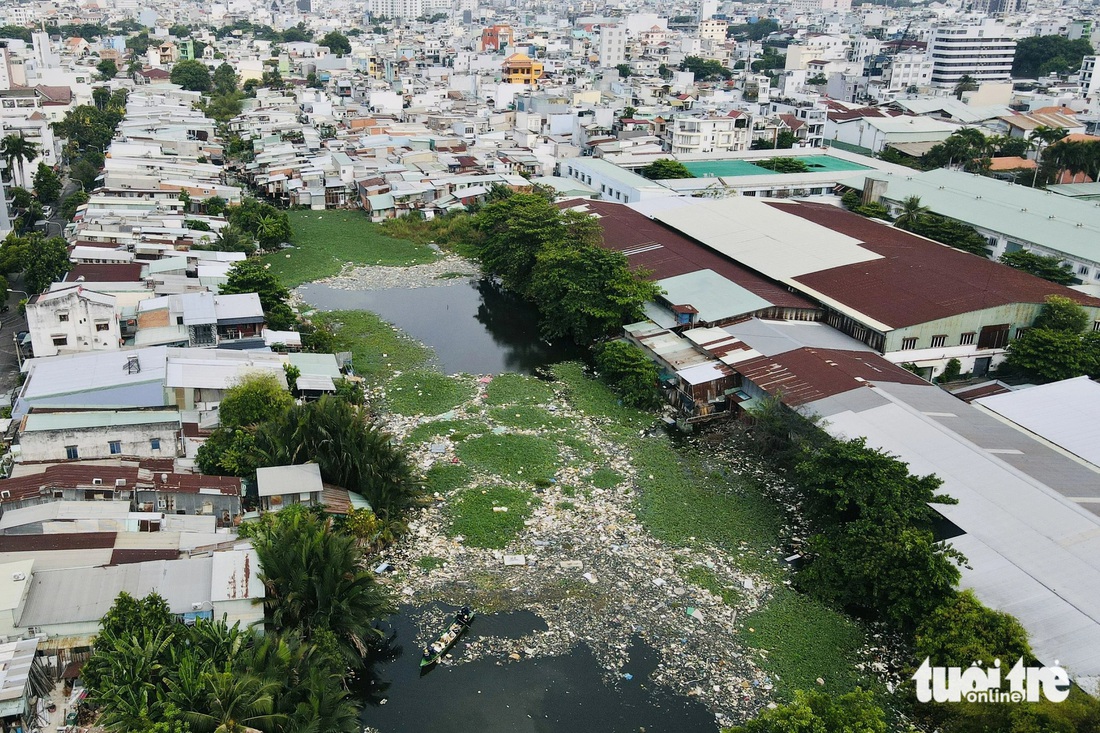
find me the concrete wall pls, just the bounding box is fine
[18,422,180,462]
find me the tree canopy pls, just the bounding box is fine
[473,192,660,344]
[594,341,662,409]
[170,59,212,91]
[219,258,296,330]
[1005,296,1100,382]
[639,158,694,180]
[218,372,294,429]
[680,56,732,80]
[32,161,62,204]
[318,31,351,55]
[728,689,887,733]
[1012,35,1094,78]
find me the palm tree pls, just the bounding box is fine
[184,672,284,733]
[893,195,929,230]
[250,507,397,667]
[1029,125,1068,187]
[0,134,39,188]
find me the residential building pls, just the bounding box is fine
[481,25,514,52]
[501,54,543,87]
[25,286,120,358]
[668,113,753,155]
[598,25,627,68]
[257,464,324,512]
[15,410,182,463]
[560,157,676,204]
[928,23,1017,88]
[698,20,728,43]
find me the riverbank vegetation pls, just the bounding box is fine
[264,210,436,287]
[83,506,391,732]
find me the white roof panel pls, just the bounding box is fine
[975,376,1100,469]
[645,198,882,280]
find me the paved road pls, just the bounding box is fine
[0,281,26,405]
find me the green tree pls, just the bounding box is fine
[902,214,989,256]
[892,194,929,230]
[170,59,212,92]
[1,133,39,188]
[474,193,565,294]
[594,341,661,409]
[23,235,71,292]
[32,162,62,204]
[680,55,732,80]
[183,673,283,733]
[615,63,631,78]
[318,31,352,55]
[219,259,295,329]
[218,372,293,429]
[96,58,118,80]
[751,130,798,150]
[249,506,397,666]
[1012,35,1095,78]
[639,158,694,180]
[212,63,239,95]
[914,590,1032,667]
[203,196,227,216]
[753,157,808,173]
[61,189,90,220]
[1032,294,1089,333]
[1029,125,1068,187]
[253,397,419,520]
[226,198,291,248]
[954,74,978,99]
[728,688,887,733]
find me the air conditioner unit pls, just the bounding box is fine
[115,478,127,487]
[11,572,25,582]
[92,478,102,485]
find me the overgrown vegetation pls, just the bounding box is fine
[384,370,476,416]
[456,434,560,483]
[1004,295,1100,381]
[448,485,536,548]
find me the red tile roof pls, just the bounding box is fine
[774,201,1100,328]
[0,463,241,504]
[0,532,117,552]
[565,200,816,310]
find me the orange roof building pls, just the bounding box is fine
[502,53,543,87]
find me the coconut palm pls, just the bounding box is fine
[184,673,284,733]
[250,507,397,668]
[0,134,39,188]
[1029,125,1068,187]
[893,195,930,230]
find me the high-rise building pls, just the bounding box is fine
[598,24,626,68]
[928,23,1016,87]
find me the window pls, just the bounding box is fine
[58,312,69,322]
[960,332,976,345]
[150,438,161,451]
[901,337,918,350]
[52,336,68,346]
[930,335,946,348]
[95,322,110,332]
[1079,265,1090,276]
[177,316,184,325]
[1016,327,1030,339]
[65,445,79,460]
[109,440,122,455]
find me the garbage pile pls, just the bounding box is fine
[379,380,787,727]
[310,255,478,292]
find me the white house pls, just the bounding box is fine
[25,286,120,358]
[256,463,324,512]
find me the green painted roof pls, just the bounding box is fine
[843,169,1100,265]
[23,410,181,432]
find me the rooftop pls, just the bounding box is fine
[22,410,181,432]
[842,169,1100,265]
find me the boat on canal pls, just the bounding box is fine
[420,606,475,668]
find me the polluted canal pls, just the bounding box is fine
[298,275,583,375]
[358,605,718,733]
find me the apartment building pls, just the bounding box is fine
[668,113,753,155]
[929,23,1017,87]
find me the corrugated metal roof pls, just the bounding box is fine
[656,269,773,323]
[813,385,1100,693]
[975,377,1100,470]
[645,198,883,280]
[256,463,323,497]
[722,317,876,356]
[22,410,181,432]
[738,347,926,406]
[779,201,1100,328]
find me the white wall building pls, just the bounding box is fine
[669,113,753,155]
[26,287,120,358]
[883,52,934,91]
[598,25,627,68]
[928,23,1016,87]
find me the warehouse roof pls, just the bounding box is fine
[775,201,1100,328]
[975,377,1100,470]
[841,169,1100,265]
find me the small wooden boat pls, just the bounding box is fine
[420,607,474,668]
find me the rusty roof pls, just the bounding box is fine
[737,347,927,407]
[564,200,816,311]
[0,532,116,552]
[775,202,1100,329]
